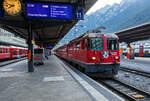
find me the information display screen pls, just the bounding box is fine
[26,2,72,20]
[26,3,50,18]
[50,4,72,19]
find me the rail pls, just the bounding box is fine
[98,79,150,101]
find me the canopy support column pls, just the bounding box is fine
[28,22,34,72]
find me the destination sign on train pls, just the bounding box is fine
[26,2,72,20]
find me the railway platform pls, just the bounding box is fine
[0,55,124,101]
[120,57,150,73]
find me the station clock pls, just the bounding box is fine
[3,0,22,16]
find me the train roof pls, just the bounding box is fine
[70,32,118,43]
[9,46,27,49]
[85,32,118,38]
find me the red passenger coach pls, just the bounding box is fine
[10,46,27,58]
[55,45,68,59]
[0,45,27,60]
[0,45,11,59]
[55,31,120,78]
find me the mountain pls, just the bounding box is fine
[62,0,150,44]
[80,0,150,32]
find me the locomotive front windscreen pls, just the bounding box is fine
[90,38,104,50]
[107,38,118,50]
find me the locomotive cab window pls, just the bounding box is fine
[90,38,104,51]
[107,38,118,50]
[86,39,91,50]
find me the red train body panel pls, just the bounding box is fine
[55,32,120,77]
[0,46,11,59]
[0,45,27,60]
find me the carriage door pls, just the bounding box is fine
[139,45,144,56]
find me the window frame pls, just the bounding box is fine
[107,38,118,51]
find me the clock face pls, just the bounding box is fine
[3,0,22,16]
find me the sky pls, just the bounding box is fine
[86,0,122,14]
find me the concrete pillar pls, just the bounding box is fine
[28,22,34,72]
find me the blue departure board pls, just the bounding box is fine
[26,2,72,20]
[26,3,50,18]
[50,4,72,19]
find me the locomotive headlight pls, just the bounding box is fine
[91,57,96,60]
[115,56,119,60]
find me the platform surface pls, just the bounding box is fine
[0,55,124,101]
[121,57,150,73]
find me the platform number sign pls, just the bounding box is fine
[73,9,84,20]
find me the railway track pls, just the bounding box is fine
[99,79,150,101]
[0,57,26,67]
[120,67,150,78]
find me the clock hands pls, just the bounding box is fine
[3,0,22,15]
[5,3,15,9]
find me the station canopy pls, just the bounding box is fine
[116,22,150,43]
[0,0,97,47]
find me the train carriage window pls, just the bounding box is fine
[4,49,6,53]
[6,49,7,53]
[76,42,80,49]
[0,49,2,53]
[107,38,118,50]
[2,49,5,53]
[90,38,104,50]
[81,40,85,49]
[19,50,23,55]
[13,49,17,55]
[68,45,72,50]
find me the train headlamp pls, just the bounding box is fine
[91,57,96,60]
[115,56,119,60]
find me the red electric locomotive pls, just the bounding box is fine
[55,29,120,78]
